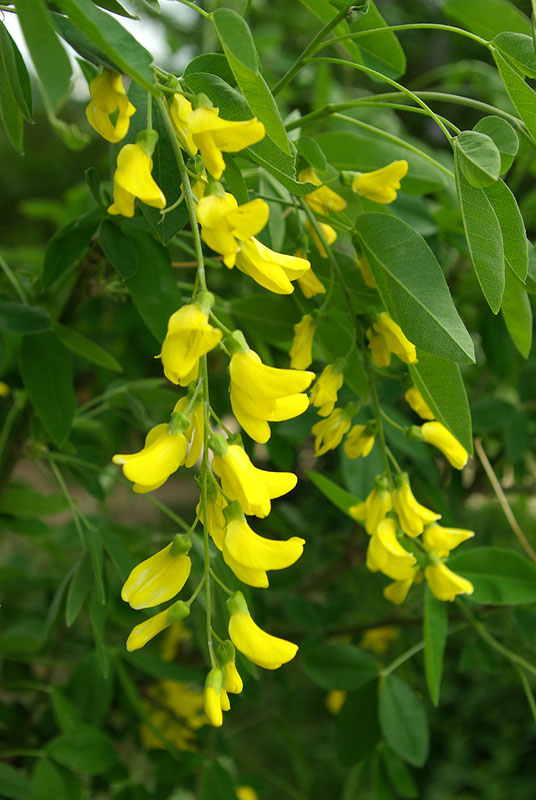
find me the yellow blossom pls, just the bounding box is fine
[229,346,314,443]
[306,219,337,258]
[392,472,440,537]
[236,788,258,800]
[405,387,434,420]
[310,362,344,417]
[0,381,9,397]
[199,485,227,550]
[224,661,243,694]
[139,680,205,751]
[344,424,375,459]
[352,160,408,204]
[360,626,398,655]
[204,668,223,727]
[121,538,191,610]
[422,523,474,558]
[108,142,166,218]
[349,481,392,536]
[113,423,188,493]
[159,302,222,387]
[173,396,204,468]
[227,592,298,670]
[195,191,269,268]
[235,237,311,294]
[371,313,417,365]
[127,608,170,652]
[312,407,353,457]
[290,314,315,370]
[211,439,297,518]
[167,93,198,154]
[421,421,469,470]
[356,253,376,288]
[366,518,417,581]
[425,562,474,602]
[85,70,136,143]
[383,578,414,605]
[366,329,391,368]
[297,263,326,298]
[160,621,192,662]
[300,167,347,215]
[326,690,347,715]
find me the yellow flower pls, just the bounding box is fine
[367,329,391,368]
[160,621,192,662]
[217,639,244,695]
[0,381,9,397]
[290,314,315,370]
[425,562,474,602]
[372,313,417,365]
[422,523,474,559]
[159,302,222,387]
[113,423,188,493]
[306,219,337,258]
[235,237,311,294]
[349,480,392,536]
[421,421,468,470]
[85,70,136,143]
[108,141,166,218]
[173,396,204,468]
[326,690,347,715]
[405,387,434,420]
[356,253,376,288]
[366,518,417,581]
[195,191,269,267]
[312,407,353,457]
[139,680,205,751]
[297,263,326,298]
[344,424,375,459]
[227,591,298,670]
[351,160,408,204]
[204,668,223,727]
[211,439,297,518]
[121,537,192,610]
[360,626,398,655]
[198,484,227,550]
[236,787,258,800]
[300,167,347,215]
[229,346,314,443]
[383,578,414,605]
[310,362,344,417]
[167,93,198,154]
[392,472,440,538]
[126,600,189,652]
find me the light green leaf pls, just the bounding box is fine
[424,587,447,707]
[301,643,379,690]
[52,12,118,71]
[42,210,101,288]
[52,322,122,372]
[31,758,70,800]
[354,213,475,363]
[307,469,360,514]
[0,484,68,517]
[19,332,76,446]
[494,32,536,77]
[0,763,32,799]
[454,131,501,187]
[454,150,505,313]
[296,136,328,173]
[473,115,519,174]
[493,49,536,145]
[483,178,527,281]
[0,23,32,122]
[501,265,533,358]
[448,547,536,604]
[47,725,116,775]
[381,749,419,799]
[183,52,236,87]
[379,676,429,767]
[409,351,472,454]
[0,299,51,334]
[13,0,72,112]
[444,0,531,40]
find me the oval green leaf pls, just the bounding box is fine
[454,130,501,188]
[474,116,519,174]
[301,643,379,690]
[448,547,536,605]
[0,299,51,334]
[379,675,429,767]
[47,724,117,775]
[424,587,447,707]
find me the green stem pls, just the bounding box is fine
[381,641,425,677]
[386,447,403,474]
[517,666,536,726]
[209,567,234,595]
[175,0,210,19]
[242,0,252,17]
[77,378,165,416]
[187,574,206,605]
[46,459,89,547]
[381,409,409,434]
[209,407,233,437]
[363,347,392,488]
[160,192,184,216]
[209,310,233,336]
[339,101,460,134]
[146,91,153,130]
[317,22,489,52]
[0,391,24,460]
[0,252,28,303]
[144,494,190,531]
[200,356,215,666]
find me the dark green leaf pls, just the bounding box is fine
[454,131,501,187]
[483,178,527,281]
[229,294,300,345]
[381,748,419,799]
[52,13,118,71]
[200,764,237,800]
[493,50,536,145]
[42,211,101,288]
[473,116,519,173]
[379,676,429,767]
[501,265,533,358]
[67,652,114,726]
[223,155,249,205]
[102,529,136,581]
[0,484,68,517]
[50,688,81,733]
[0,298,51,334]
[88,528,105,605]
[125,650,201,682]
[31,759,70,800]
[99,219,139,279]
[445,0,531,39]
[65,553,92,627]
[301,643,379,690]
[354,213,475,363]
[0,763,32,799]
[336,680,381,766]
[423,587,447,706]
[297,136,328,173]
[0,23,33,122]
[89,589,109,678]
[19,332,76,445]
[0,30,24,153]
[47,725,116,775]
[307,469,360,514]
[448,547,536,605]
[52,322,122,372]
[183,52,237,87]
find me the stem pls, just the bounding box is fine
[242,0,252,17]
[144,494,190,531]
[363,347,392,487]
[0,391,24,461]
[386,447,403,474]
[187,574,206,605]
[209,567,234,595]
[381,409,409,434]
[517,667,536,726]
[209,407,233,436]
[146,92,153,130]
[209,310,233,336]
[381,641,425,677]
[200,356,215,665]
[160,192,184,216]
[46,459,88,547]
[175,0,210,19]
[317,23,489,53]
[0,252,28,303]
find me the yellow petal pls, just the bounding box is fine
[122,545,191,609]
[224,661,243,694]
[204,686,223,727]
[229,612,298,670]
[224,518,305,571]
[421,421,468,470]
[126,608,170,651]
[352,160,408,204]
[425,563,474,602]
[113,424,187,490]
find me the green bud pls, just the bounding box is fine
[209,434,228,458]
[166,600,190,622]
[164,75,181,91]
[136,128,159,156]
[170,532,192,556]
[223,500,244,524]
[375,474,391,492]
[342,401,360,421]
[168,411,190,436]
[195,290,216,315]
[216,640,236,666]
[205,181,226,199]
[205,666,223,691]
[407,425,424,441]
[332,356,347,375]
[227,432,243,447]
[394,471,410,489]
[427,551,441,567]
[340,169,358,187]
[192,93,214,110]
[223,330,249,355]
[226,590,248,616]
[346,3,369,23]
[192,155,206,176]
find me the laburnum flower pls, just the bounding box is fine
[195,191,269,268]
[297,262,326,298]
[121,534,192,609]
[211,437,297,518]
[229,339,315,443]
[349,477,392,535]
[217,640,244,695]
[306,219,337,259]
[383,577,415,605]
[344,424,376,459]
[310,361,345,417]
[368,313,417,367]
[86,70,135,144]
[169,93,265,180]
[235,237,311,294]
[326,690,347,715]
[366,518,418,581]
[236,787,259,800]
[351,160,408,204]
[312,406,354,457]
[159,297,222,386]
[420,421,469,470]
[290,314,315,370]
[356,253,376,288]
[300,167,348,215]
[227,591,298,670]
[108,131,166,218]
[113,422,188,493]
[360,626,398,655]
[422,523,474,559]
[198,482,227,550]
[405,387,434,420]
[173,396,204,468]
[425,558,474,602]
[392,472,440,537]
[139,680,206,751]
[126,600,190,652]
[204,668,224,727]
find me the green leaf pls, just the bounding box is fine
[67,652,114,726]
[51,688,81,734]
[409,351,472,454]
[336,681,381,766]
[99,220,138,279]
[223,155,249,205]
[51,13,117,71]
[381,749,418,799]
[0,484,68,517]
[47,725,116,775]
[378,676,429,767]
[52,322,122,372]
[494,32,536,78]
[423,587,447,707]
[229,294,300,345]
[184,52,237,86]
[301,643,379,690]
[13,0,72,112]
[125,650,201,682]
[19,332,76,446]
[31,759,70,800]
[444,0,531,40]
[0,33,24,154]
[66,553,92,627]
[0,763,32,799]
[0,298,51,334]
[88,528,105,605]
[354,213,475,363]
[296,136,328,173]
[473,116,519,174]
[483,179,528,281]
[448,547,536,605]
[53,0,156,94]
[454,151,505,313]
[493,50,536,145]
[89,589,110,678]
[213,8,291,155]
[0,22,33,122]
[454,131,501,188]
[200,764,237,800]
[501,266,533,358]
[307,469,360,514]
[42,211,101,288]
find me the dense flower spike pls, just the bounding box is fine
[369,313,417,366]
[351,160,408,204]
[366,519,417,581]
[310,361,345,416]
[229,343,314,443]
[349,478,392,536]
[195,191,269,267]
[300,167,348,215]
[211,438,297,518]
[113,422,188,493]
[422,523,475,558]
[297,263,326,298]
[227,592,298,670]
[108,135,166,218]
[85,70,136,143]
[235,237,311,294]
[159,299,222,386]
[344,424,376,459]
[392,472,441,537]
[290,314,315,370]
[421,421,469,469]
[405,387,434,420]
[121,535,192,609]
[425,561,474,602]
[204,668,224,727]
[312,406,354,457]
